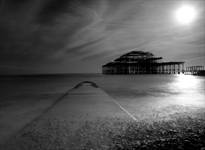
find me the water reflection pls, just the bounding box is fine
[173,75,201,90]
[168,75,205,106]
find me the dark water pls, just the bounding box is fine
[0,74,205,101]
[0,74,204,107]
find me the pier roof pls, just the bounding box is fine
[114,51,162,62]
[159,62,185,65]
[114,57,162,62]
[102,61,185,67]
[121,51,154,57]
[102,51,185,67]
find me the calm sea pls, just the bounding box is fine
[0,74,205,108]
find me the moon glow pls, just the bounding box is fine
[174,4,197,25]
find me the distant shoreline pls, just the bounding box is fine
[0,73,101,77]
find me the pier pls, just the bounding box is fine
[102,51,185,74]
[185,66,205,75]
[156,62,185,74]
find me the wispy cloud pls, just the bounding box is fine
[0,0,204,73]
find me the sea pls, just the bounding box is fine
[1,73,205,111]
[1,74,205,105]
[0,74,205,143]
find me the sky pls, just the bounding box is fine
[0,0,204,74]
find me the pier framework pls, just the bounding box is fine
[185,66,205,75]
[102,51,185,74]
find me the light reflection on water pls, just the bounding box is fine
[0,74,204,123]
[0,74,204,108]
[167,75,205,106]
[172,75,201,91]
[93,74,205,111]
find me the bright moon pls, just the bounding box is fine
[174,5,197,25]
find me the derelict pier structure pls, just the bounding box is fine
[185,66,205,75]
[102,51,185,74]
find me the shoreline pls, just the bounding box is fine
[0,75,204,149]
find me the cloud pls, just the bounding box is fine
[37,0,74,24]
[0,0,204,74]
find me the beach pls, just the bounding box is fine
[0,74,205,149]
